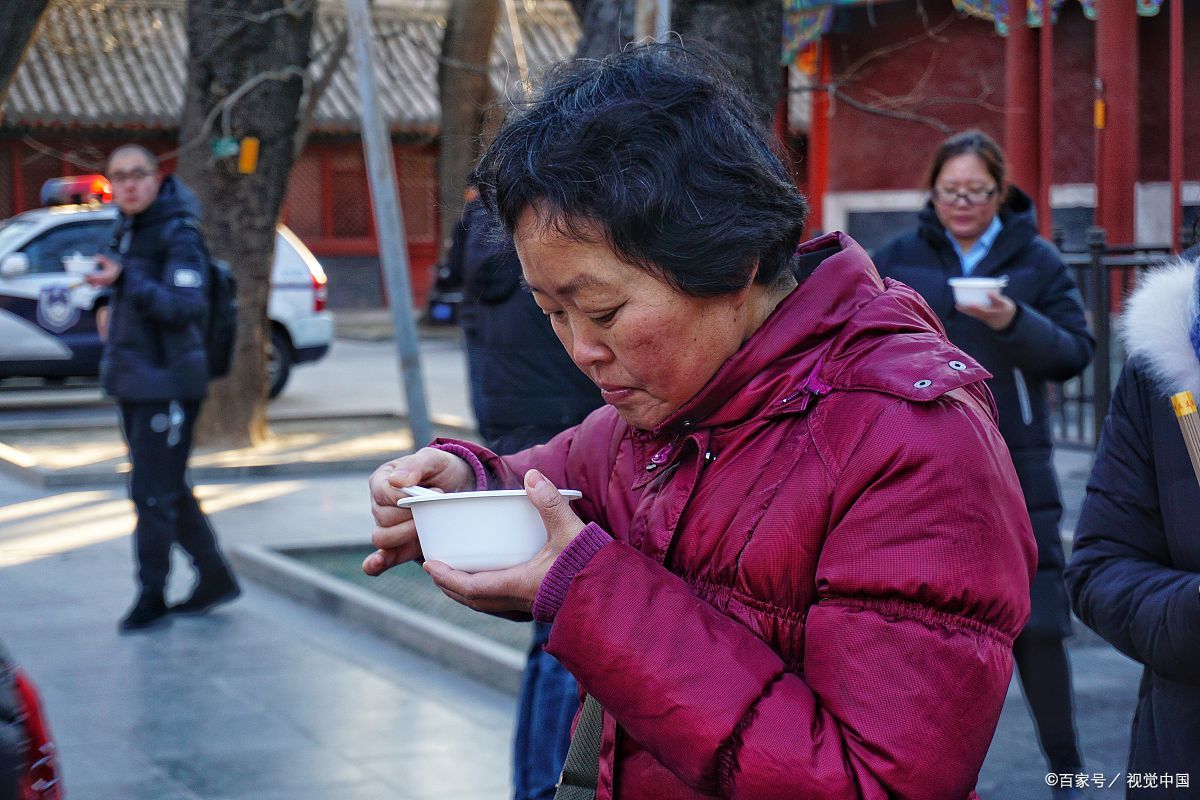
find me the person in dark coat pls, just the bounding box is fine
[874,130,1094,793]
[453,188,603,800]
[87,144,239,633]
[1066,258,1200,798]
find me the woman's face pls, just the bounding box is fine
[514,209,755,431]
[932,153,1003,245]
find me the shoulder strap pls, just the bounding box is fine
[554,694,604,800]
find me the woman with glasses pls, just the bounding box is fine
[875,129,1094,797]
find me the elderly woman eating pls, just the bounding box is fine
[365,43,1036,800]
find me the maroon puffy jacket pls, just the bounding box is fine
[453,233,1036,799]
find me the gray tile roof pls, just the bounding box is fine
[1,0,580,133]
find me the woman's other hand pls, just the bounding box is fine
[957,290,1018,331]
[424,469,585,614]
[362,447,476,576]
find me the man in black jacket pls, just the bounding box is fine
[453,191,603,800]
[86,144,239,633]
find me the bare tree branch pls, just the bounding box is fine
[19,135,104,171]
[294,28,349,158]
[837,15,952,86]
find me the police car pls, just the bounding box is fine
[0,176,333,397]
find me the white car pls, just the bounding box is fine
[0,203,333,398]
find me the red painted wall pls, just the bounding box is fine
[825,2,1008,192]
[1138,5,1200,182]
[819,0,1177,193]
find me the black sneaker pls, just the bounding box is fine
[171,570,241,616]
[118,592,171,634]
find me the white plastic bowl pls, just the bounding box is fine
[397,489,583,573]
[948,275,1008,306]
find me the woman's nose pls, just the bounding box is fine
[570,326,610,367]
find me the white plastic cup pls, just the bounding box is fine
[62,254,98,275]
[397,489,584,573]
[948,275,1009,306]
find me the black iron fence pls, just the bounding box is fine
[1050,227,1194,449]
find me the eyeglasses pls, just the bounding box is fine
[932,186,998,206]
[108,169,155,184]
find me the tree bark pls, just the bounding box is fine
[572,0,637,60]
[672,0,781,124]
[570,0,781,122]
[436,0,501,258]
[177,0,315,447]
[0,0,50,103]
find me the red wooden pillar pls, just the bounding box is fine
[1169,0,1184,253]
[1038,1,1054,240]
[808,42,830,234]
[1094,0,1138,244]
[1004,0,1040,200]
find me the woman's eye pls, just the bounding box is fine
[589,307,620,324]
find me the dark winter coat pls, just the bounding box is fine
[101,175,209,402]
[1066,261,1200,796]
[874,188,1094,637]
[446,233,1036,799]
[457,199,602,455]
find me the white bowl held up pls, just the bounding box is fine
[397,489,584,573]
[948,275,1009,306]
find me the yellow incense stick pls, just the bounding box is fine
[1170,391,1200,489]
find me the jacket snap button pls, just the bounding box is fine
[948,360,966,371]
[914,379,932,389]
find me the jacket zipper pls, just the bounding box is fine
[1013,367,1033,426]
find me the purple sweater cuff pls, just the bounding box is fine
[430,443,488,490]
[532,522,613,623]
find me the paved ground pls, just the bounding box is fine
[0,326,1157,799]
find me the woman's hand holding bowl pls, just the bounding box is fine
[423,469,586,615]
[956,290,1018,331]
[363,447,476,576]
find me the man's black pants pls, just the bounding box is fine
[119,400,224,595]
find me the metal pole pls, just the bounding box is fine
[1038,0,1054,241]
[1088,226,1111,446]
[1003,0,1039,199]
[1169,0,1184,254]
[345,0,434,449]
[656,0,670,41]
[501,0,529,86]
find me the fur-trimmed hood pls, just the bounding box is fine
[1120,258,1200,398]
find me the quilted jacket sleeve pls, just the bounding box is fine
[543,393,1035,799]
[119,220,208,327]
[1065,361,1200,682]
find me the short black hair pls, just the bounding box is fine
[472,42,808,297]
[106,143,159,172]
[926,130,1006,193]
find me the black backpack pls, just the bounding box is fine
[172,219,237,379]
[204,257,237,379]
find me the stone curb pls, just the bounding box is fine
[229,542,525,696]
[0,412,478,488]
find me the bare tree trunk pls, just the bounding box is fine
[436,0,501,258]
[0,0,50,102]
[569,0,780,121]
[177,0,315,447]
[673,0,781,124]
[571,0,637,59]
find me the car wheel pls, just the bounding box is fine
[267,327,292,399]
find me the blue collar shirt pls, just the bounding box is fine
[952,215,1003,275]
